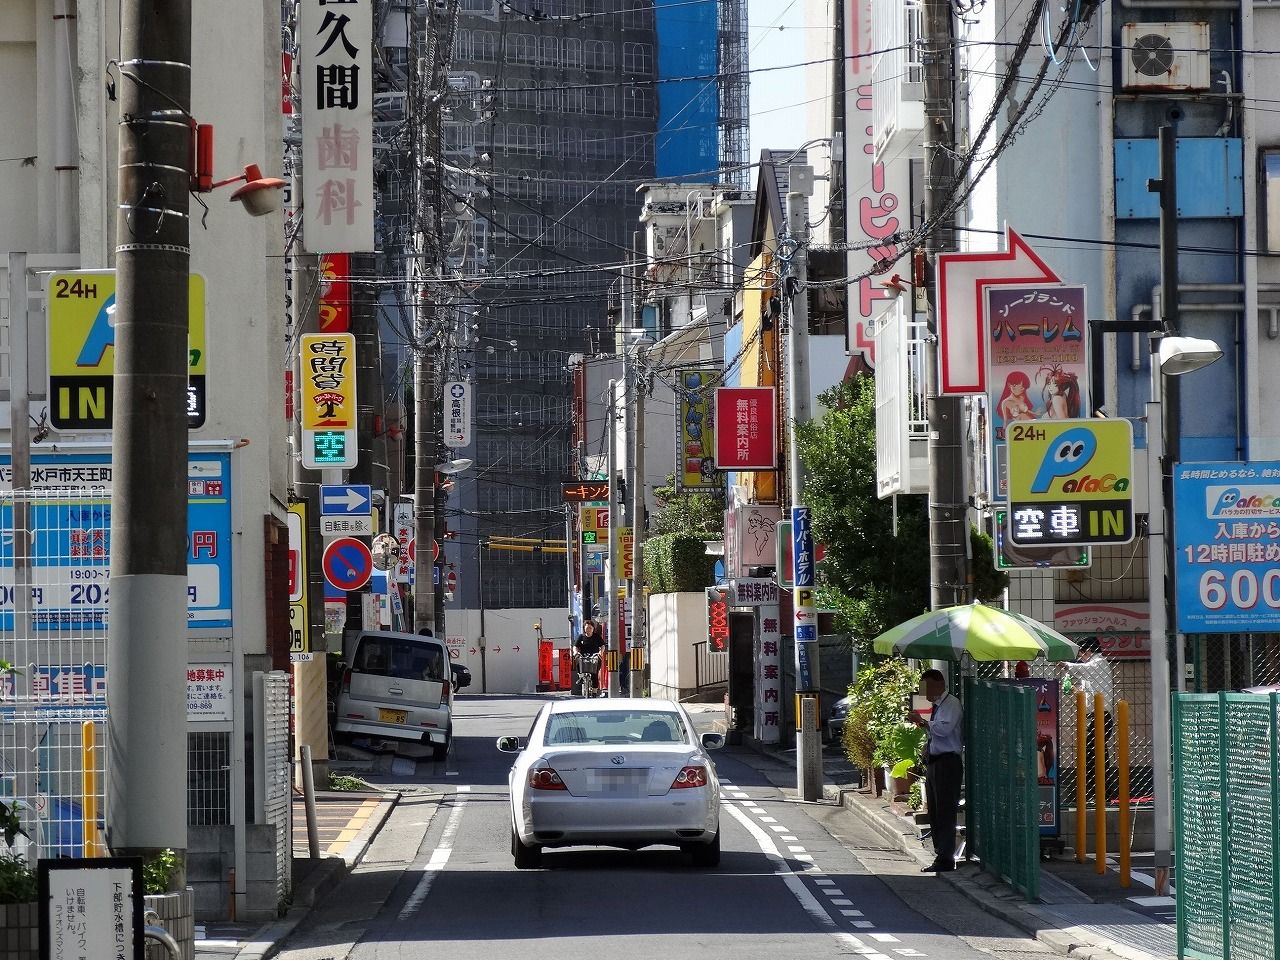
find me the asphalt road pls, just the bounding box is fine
[276,695,1057,960]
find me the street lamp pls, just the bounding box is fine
[1146,332,1222,896]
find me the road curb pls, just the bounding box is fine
[229,792,401,960]
[823,783,1163,960]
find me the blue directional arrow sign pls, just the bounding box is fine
[320,484,372,516]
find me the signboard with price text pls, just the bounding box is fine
[1173,461,1280,633]
[1006,419,1134,547]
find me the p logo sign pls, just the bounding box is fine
[1007,419,1134,547]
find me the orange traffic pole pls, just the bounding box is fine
[1076,689,1087,862]
[1117,700,1131,888]
[82,721,97,857]
[1094,692,1107,874]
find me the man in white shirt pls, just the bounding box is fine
[908,668,963,872]
[1063,636,1115,804]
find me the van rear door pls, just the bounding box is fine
[348,634,446,711]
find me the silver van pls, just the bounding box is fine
[335,630,453,759]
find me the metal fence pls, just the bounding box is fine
[692,641,727,690]
[1174,691,1280,960]
[965,679,1040,901]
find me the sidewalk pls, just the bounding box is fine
[193,789,403,959]
[751,729,1178,960]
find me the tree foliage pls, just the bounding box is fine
[650,474,724,538]
[796,376,930,645]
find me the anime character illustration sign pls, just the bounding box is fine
[986,285,1089,500]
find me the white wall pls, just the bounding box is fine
[648,591,707,701]
[446,607,573,694]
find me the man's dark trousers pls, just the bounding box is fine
[926,752,963,865]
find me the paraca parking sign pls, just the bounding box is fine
[1007,419,1134,546]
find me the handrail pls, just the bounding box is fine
[144,910,182,960]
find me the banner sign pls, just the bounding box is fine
[706,585,729,652]
[288,502,310,653]
[987,284,1088,499]
[677,368,717,489]
[1008,678,1061,836]
[1053,602,1149,659]
[39,858,144,959]
[187,663,233,721]
[300,0,375,252]
[715,386,777,470]
[47,271,207,432]
[562,481,609,503]
[728,577,779,607]
[318,253,351,333]
[615,527,634,581]
[755,603,782,744]
[444,380,472,448]
[1007,419,1134,546]
[1173,461,1280,633]
[301,332,357,469]
[993,509,1091,570]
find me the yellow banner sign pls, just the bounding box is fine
[300,333,357,431]
[47,271,207,431]
[616,526,634,581]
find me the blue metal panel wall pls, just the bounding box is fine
[1114,138,1244,219]
[655,0,720,180]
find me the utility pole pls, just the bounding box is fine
[105,0,191,884]
[784,186,821,802]
[921,0,968,612]
[606,377,620,696]
[629,346,647,697]
[414,344,438,634]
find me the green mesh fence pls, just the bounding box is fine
[965,679,1039,901]
[1174,692,1280,960]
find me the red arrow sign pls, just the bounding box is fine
[468,647,476,655]
[937,227,1060,395]
[492,646,501,654]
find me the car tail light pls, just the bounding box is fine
[529,766,567,791]
[442,679,451,700]
[341,669,351,692]
[671,765,709,789]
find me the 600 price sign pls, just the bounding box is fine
[1173,462,1280,633]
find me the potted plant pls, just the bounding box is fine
[883,723,927,800]
[143,849,195,960]
[839,659,922,796]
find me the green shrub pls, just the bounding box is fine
[0,854,36,904]
[143,848,179,895]
[908,778,924,811]
[839,659,922,773]
[328,772,372,792]
[643,532,715,593]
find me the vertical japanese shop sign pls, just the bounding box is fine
[301,333,358,469]
[1008,678,1061,836]
[842,0,910,367]
[792,506,818,693]
[677,368,716,490]
[39,858,144,960]
[393,501,413,584]
[615,527,634,582]
[755,604,782,745]
[706,586,730,653]
[1173,462,1280,633]
[444,380,472,448]
[301,0,374,252]
[714,386,777,470]
[288,502,310,654]
[986,285,1089,499]
[318,253,351,333]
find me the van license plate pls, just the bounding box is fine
[379,709,407,725]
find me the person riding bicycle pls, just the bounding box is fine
[573,619,606,695]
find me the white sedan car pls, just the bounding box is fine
[498,698,724,869]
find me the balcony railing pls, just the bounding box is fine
[872,0,925,160]
[873,297,929,497]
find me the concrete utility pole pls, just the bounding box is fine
[413,344,438,634]
[105,1,191,883]
[784,186,821,802]
[606,377,620,696]
[629,346,647,697]
[921,0,968,611]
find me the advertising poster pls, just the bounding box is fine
[677,368,716,490]
[986,285,1088,499]
[1173,461,1280,633]
[1009,677,1061,836]
[715,386,778,471]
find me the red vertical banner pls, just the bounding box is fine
[714,387,778,470]
[318,253,351,333]
[281,51,293,115]
[538,640,553,687]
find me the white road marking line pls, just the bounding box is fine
[852,920,875,928]
[870,933,900,943]
[445,771,460,776]
[760,816,778,823]
[769,825,788,833]
[815,879,835,886]
[724,804,864,953]
[781,835,799,841]
[893,949,927,956]
[398,795,468,920]
[795,853,815,862]
[840,909,864,917]
[788,846,807,853]
[456,785,471,792]
[831,899,853,906]
[821,888,844,897]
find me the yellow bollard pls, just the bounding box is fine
[1117,700,1131,888]
[1076,689,1087,862]
[82,721,97,858]
[1094,692,1107,874]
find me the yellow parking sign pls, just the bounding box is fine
[1007,418,1134,546]
[47,271,207,431]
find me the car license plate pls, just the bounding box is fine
[378,708,407,725]
[587,768,648,795]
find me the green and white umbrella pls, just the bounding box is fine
[871,603,1080,663]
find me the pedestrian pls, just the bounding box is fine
[908,668,963,873]
[573,618,606,696]
[1063,636,1115,804]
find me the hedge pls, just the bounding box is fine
[642,531,716,593]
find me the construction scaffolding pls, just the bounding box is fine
[718,0,750,188]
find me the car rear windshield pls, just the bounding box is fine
[544,710,687,745]
[353,636,447,682]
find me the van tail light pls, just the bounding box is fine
[442,679,451,700]
[671,765,709,789]
[529,766,567,791]
[341,669,351,692]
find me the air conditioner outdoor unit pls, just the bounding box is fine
[1121,22,1210,92]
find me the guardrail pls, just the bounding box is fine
[693,640,727,690]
